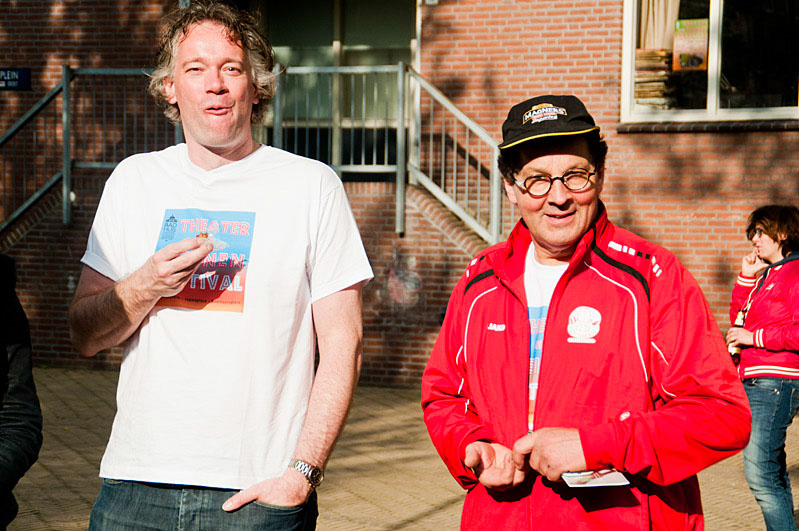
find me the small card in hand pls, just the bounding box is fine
[561,469,630,487]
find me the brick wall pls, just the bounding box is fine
[0,0,169,135]
[419,0,799,325]
[348,183,484,386]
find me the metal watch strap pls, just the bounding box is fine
[289,458,324,488]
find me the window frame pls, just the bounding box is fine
[620,0,799,123]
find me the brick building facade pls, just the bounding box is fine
[418,0,799,311]
[1,0,798,386]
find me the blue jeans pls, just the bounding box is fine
[743,377,799,531]
[89,479,318,530]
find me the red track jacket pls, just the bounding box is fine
[422,208,750,530]
[730,254,799,379]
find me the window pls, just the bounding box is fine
[263,0,414,68]
[621,0,799,122]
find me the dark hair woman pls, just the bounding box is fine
[727,204,799,531]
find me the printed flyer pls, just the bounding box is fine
[672,19,708,71]
[154,209,256,312]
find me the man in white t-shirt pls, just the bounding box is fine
[421,95,750,529]
[68,2,372,529]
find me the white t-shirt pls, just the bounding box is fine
[81,144,373,489]
[524,244,567,432]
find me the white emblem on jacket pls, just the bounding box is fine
[567,306,601,344]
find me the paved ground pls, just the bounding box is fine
[8,367,799,530]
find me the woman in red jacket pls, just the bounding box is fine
[728,204,799,531]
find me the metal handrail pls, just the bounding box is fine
[0,84,63,149]
[406,66,503,244]
[0,171,63,235]
[408,69,496,146]
[73,68,151,75]
[280,65,401,75]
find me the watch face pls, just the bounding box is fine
[309,468,324,486]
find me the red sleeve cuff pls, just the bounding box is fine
[736,274,757,287]
[458,427,496,462]
[455,427,496,484]
[579,421,619,471]
[754,329,765,349]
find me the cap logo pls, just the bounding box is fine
[522,103,567,125]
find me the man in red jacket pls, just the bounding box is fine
[421,95,751,530]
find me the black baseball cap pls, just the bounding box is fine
[498,95,599,150]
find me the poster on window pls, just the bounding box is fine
[672,19,708,71]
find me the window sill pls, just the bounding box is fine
[617,120,799,134]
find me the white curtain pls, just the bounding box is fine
[639,0,681,49]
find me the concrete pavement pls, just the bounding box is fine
[8,367,795,530]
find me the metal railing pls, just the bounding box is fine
[0,63,508,245]
[69,68,179,170]
[407,67,505,244]
[0,66,178,233]
[264,63,409,235]
[268,63,507,244]
[268,64,404,173]
[0,67,69,231]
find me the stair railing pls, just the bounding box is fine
[0,66,179,233]
[406,66,505,244]
[1,64,508,245]
[0,66,70,232]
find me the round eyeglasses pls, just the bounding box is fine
[514,169,597,197]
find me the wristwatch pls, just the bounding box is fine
[289,458,324,488]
